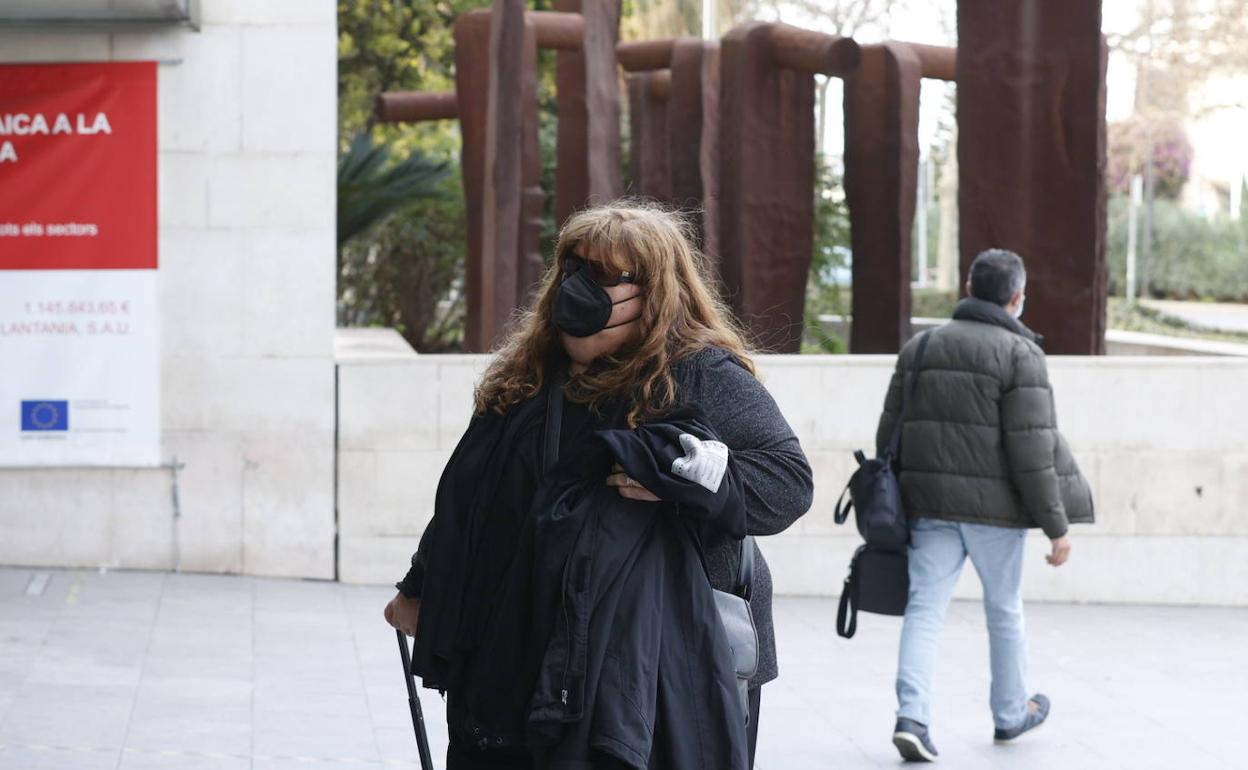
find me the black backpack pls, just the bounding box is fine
[834,331,932,551]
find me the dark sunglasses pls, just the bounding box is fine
[561,251,635,287]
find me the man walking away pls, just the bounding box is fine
[876,249,1094,762]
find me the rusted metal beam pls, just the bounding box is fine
[554,0,622,229]
[958,0,1107,354]
[908,42,956,80]
[648,69,671,100]
[617,39,675,72]
[718,22,861,352]
[666,40,715,253]
[383,4,622,350]
[373,91,458,123]
[844,42,922,353]
[628,72,672,201]
[767,23,861,76]
[453,10,492,352]
[528,10,583,51]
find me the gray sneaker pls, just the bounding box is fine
[893,717,939,762]
[994,694,1051,743]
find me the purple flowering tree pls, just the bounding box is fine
[1107,118,1193,200]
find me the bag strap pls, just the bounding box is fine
[688,520,754,602]
[833,483,853,525]
[833,450,868,526]
[542,366,568,475]
[885,331,934,461]
[836,581,857,639]
[736,536,754,600]
[836,548,864,639]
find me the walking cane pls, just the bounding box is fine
[395,629,435,770]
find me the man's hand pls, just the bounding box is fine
[606,464,661,501]
[384,592,421,637]
[1046,536,1072,567]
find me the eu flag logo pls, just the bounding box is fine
[21,400,69,431]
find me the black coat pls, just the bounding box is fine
[527,411,748,770]
[402,347,814,687]
[411,386,749,769]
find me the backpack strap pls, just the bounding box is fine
[885,331,934,461]
[833,482,853,525]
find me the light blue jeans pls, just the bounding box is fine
[896,518,1029,730]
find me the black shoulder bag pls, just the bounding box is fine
[834,332,932,639]
[691,526,758,722]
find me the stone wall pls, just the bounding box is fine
[337,332,1248,606]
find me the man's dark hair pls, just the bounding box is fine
[968,249,1026,306]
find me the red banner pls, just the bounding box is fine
[0,62,157,270]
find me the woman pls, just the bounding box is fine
[384,201,813,768]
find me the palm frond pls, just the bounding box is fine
[337,133,451,247]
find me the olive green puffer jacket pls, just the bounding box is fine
[875,298,1094,539]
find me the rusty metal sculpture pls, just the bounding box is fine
[618,38,721,259]
[625,69,672,202]
[374,0,1107,356]
[844,43,955,353]
[717,23,861,352]
[376,4,620,353]
[958,1,1108,355]
[555,0,623,227]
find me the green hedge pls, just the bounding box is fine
[1108,195,1248,301]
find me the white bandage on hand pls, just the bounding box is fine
[670,433,729,493]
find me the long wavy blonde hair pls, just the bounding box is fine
[474,200,755,425]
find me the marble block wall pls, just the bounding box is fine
[0,1,338,578]
[338,339,1248,606]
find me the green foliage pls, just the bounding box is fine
[338,0,488,157]
[911,289,958,319]
[337,133,449,248]
[337,1,567,351]
[536,48,561,266]
[337,1,482,351]
[338,170,467,352]
[802,157,852,352]
[1107,194,1248,301]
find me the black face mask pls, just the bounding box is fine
[552,269,640,338]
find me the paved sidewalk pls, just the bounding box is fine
[1144,299,1248,334]
[0,567,1243,769]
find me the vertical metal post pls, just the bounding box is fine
[916,153,930,289]
[1127,173,1142,304]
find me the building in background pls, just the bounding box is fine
[0,0,338,578]
[1182,74,1248,219]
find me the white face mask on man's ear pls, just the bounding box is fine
[1013,296,1026,319]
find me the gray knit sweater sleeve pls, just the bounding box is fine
[675,347,814,685]
[675,347,813,533]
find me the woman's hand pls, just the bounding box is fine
[384,592,422,637]
[606,464,661,501]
